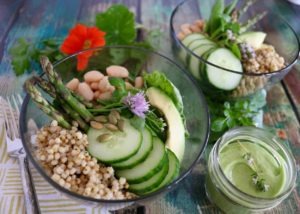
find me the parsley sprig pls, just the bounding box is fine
[209,91,266,142]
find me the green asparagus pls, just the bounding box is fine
[25,79,71,129]
[32,76,56,98]
[57,97,89,132]
[40,56,93,122]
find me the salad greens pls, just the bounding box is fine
[204,0,266,59]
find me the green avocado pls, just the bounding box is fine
[146,87,185,161]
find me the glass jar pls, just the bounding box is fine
[206,127,297,214]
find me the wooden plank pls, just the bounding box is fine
[0,0,25,60]
[0,0,82,77]
[268,0,300,120]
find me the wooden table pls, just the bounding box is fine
[0,0,299,213]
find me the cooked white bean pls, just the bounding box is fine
[134,76,144,88]
[180,23,191,32]
[84,70,104,82]
[98,91,112,100]
[98,76,110,92]
[66,78,79,91]
[190,24,201,33]
[77,82,94,101]
[107,86,115,92]
[94,90,100,99]
[90,82,99,90]
[177,32,186,40]
[106,65,129,78]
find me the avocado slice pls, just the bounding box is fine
[238,31,266,49]
[146,87,185,161]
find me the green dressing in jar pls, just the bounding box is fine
[206,127,296,214]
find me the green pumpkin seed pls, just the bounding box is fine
[94,115,108,123]
[97,133,113,142]
[108,113,118,125]
[117,119,125,131]
[111,110,120,120]
[105,123,119,131]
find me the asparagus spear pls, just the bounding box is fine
[24,79,71,129]
[57,97,89,132]
[32,76,56,98]
[240,11,267,33]
[40,56,93,122]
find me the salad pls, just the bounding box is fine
[176,0,285,97]
[25,56,186,199]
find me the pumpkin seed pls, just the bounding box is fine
[111,110,120,120]
[117,119,125,131]
[105,123,119,131]
[90,121,104,129]
[94,115,108,123]
[108,113,118,125]
[97,133,113,142]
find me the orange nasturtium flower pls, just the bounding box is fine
[61,24,106,71]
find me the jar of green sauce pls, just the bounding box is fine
[206,127,296,213]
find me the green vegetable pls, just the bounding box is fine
[40,56,93,122]
[208,91,266,143]
[205,0,225,35]
[95,4,136,45]
[144,71,183,114]
[108,77,128,102]
[9,38,63,76]
[130,115,145,131]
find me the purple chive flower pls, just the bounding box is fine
[123,92,149,118]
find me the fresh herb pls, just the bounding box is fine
[9,38,63,76]
[108,77,128,102]
[145,110,167,139]
[242,150,269,192]
[95,4,136,45]
[204,0,267,59]
[209,91,266,142]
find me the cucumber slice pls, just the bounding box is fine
[179,33,206,62]
[87,118,142,164]
[143,149,180,194]
[112,128,153,169]
[188,45,216,80]
[206,48,243,90]
[182,33,206,46]
[129,157,169,195]
[116,137,167,184]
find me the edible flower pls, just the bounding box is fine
[123,92,149,118]
[60,24,106,71]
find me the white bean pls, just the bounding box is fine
[90,82,99,90]
[98,92,112,100]
[94,90,100,99]
[98,76,110,92]
[134,76,144,88]
[106,65,129,78]
[66,78,79,91]
[84,70,104,82]
[77,82,94,101]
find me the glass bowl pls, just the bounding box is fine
[170,0,300,100]
[20,46,210,207]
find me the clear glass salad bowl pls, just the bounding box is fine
[170,0,300,100]
[20,46,210,207]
